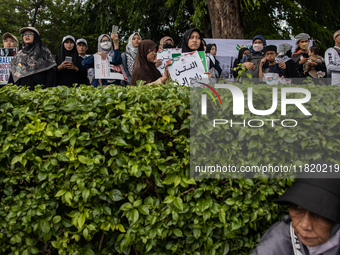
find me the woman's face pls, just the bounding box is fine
[132,34,141,47]
[22,30,34,44]
[3,37,16,48]
[147,48,157,63]
[253,39,263,45]
[289,205,334,247]
[210,45,217,56]
[64,39,75,51]
[101,36,111,43]
[188,31,201,51]
[243,50,249,58]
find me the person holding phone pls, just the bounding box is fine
[56,35,88,86]
[81,33,122,87]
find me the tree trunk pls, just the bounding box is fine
[206,0,244,39]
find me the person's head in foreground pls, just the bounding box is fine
[264,45,278,64]
[2,33,19,48]
[251,161,340,255]
[295,33,310,53]
[76,38,88,56]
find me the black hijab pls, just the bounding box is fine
[237,47,249,62]
[130,40,162,85]
[177,28,205,53]
[206,43,216,54]
[10,31,56,83]
[56,38,80,67]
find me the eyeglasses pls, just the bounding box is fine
[22,32,34,37]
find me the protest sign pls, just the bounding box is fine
[156,48,182,76]
[0,48,17,85]
[94,54,124,80]
[263,72,292,85]
[168,51,209,86]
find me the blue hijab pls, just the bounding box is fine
[241,35,267,63]
[249,35,267,54]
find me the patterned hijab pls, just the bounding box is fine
[126,32,141,59]
[10,30,56,83]
[97,34,115,59]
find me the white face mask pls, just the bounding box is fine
[253,44,264,52]
[100,41,111,50]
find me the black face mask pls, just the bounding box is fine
[162,43,174,49]
[302,52,309,58]
[286,50,292,58]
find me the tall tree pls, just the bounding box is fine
[205,0,245,38]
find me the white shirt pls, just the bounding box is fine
[325,46,340,85]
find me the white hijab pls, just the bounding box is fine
[125,32,141,59]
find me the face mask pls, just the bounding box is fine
[286,50,292,58]
[253,44,264,52]
[100,41,111,50]
[299,42,309,50]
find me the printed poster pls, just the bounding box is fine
[157,48,182,76]
[94,54,124,80]
[168,51,209,86]
[0,47,17,85]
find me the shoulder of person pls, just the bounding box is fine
[250,216,293,255]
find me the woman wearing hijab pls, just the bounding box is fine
[159,36,174,49]
[276,43,299,79]
[251,161,340,255]
[55,35,87,86]
[177,28,211,79]
[9,27,56,89]
[232,47,249,80]
[121,32,141,85]
[177,28,205,53]
[206,43,222,78]
[82,33,122,87]
[130,39,170,85]
[239,35,267,78]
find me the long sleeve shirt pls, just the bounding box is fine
[325,46,340,85]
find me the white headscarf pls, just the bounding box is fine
[97,34,115,59]
[126,32,141,59]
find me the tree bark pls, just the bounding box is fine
[206,0,244,39]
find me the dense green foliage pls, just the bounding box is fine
[0,84,298,254]
[1,0,339,54]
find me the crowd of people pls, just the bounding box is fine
[3,26,340,88]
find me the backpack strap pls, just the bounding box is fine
[290,222,303,255]
[333,47,340,57]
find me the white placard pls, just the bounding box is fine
[157,48,182,76]
[168,51,209,86]
[263,73,292,85]
[94,54,124,80]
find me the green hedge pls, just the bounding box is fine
[2,83,333,255]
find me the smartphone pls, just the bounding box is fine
[65,56,72,62]
[111,25,119,34]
